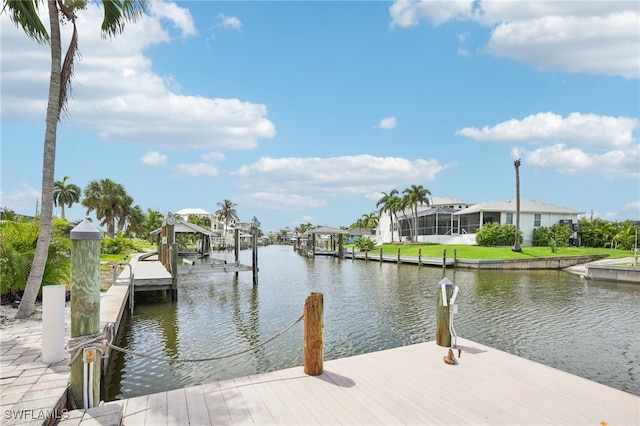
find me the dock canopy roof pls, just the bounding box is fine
[150,218,219,236]
[301,226,349,236]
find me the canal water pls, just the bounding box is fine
[103,245,640,400]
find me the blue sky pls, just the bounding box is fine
[1,0,639,233]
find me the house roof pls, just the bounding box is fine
[175,208,212,216]
[454,199,584,215]
[303,226,349,235]
[429,196,475,207]
[397,206,458,220]
[150,218,219,236]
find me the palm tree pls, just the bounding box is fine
[360,212,379,233]
[376,189,399,242]
[6,0,147,319]
[513,159,522,252]
[387,195,406,241]
[402,184,431,242]
[125,204,145,238]
[215,199,239,243]
[142,209,164,242]
[53,175,81,219]
[82,178,133,238]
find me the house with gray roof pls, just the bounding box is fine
[376,197,583,246]
[377,196,474,244]
[454,199,584,246]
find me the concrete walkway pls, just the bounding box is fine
[563,256,638,275]
[0,310,71,426]
[1,277,129,426]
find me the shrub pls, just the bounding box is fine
[101,231,143,254]
[476,223,522,246]
[532,224,572,249]
[0,218,71,298]
[354,236,376,251]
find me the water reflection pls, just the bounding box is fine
[103,245,640,400]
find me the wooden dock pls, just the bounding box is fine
[94,338,638,425]
[345,250,455,267]
[116,254,173,292]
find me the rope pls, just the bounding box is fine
[67,333,105,366]
[107,314,304,363]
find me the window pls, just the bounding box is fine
[534,214,541,227]
[506,213,513,225]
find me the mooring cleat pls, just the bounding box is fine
[443,348,458,365]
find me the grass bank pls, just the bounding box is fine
[369,244,632,260]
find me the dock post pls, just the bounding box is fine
[304,292,323,375]
[397,247,401,264]
[418,248,422,266]
[442,249,447,270]
[453,249,457,266]
[69,220,102,408]
[436,277,453,348]
[337,234,344,259]
[251,217,260,286]
[379,247,383,263]
[166,215,178,302]
[234,229,240,278]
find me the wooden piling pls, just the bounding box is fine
[418,248,422,266]
[397,247,401,264]
[442,249,447,270]
[436,277,453,347]
[304,292,323,375]
[379,247,383,263]
[70,220,101,408]
[252,226,258,286]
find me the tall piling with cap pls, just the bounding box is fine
[69,219,102,408]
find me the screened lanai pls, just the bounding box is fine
[398,206,458,239]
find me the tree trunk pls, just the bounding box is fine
[414,206,418,242]
[513,159,522,252]
[16,0,61,319]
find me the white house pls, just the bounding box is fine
[377,196,474,244]
[376,197,583,246]
[453,199,584,246]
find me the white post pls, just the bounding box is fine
[42,285,66,364]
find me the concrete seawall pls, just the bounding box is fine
[585,264,640,284]
[455,255,608,270]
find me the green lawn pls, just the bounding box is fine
[364,244,633,260]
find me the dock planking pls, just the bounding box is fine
[101,338,639,425]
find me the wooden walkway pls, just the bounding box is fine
[116,254,173,292]
[95,338,638,425]
[345,251,455,267]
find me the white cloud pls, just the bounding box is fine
[141,151,167,166]
[216,13,242,31]
[512,144,639,180]
[233,155,452,195]
[200,152,226,162]
[389,0,639,79]
[389,0,473,27]
[0,183,41,213]
[376,117,397,130]
[456,112,638,149]
[0,4,275,150]
[150,0,197,37]
[235,192,327,210]
[621,201,640,218]
[459,112,639,180]
[175,163,220,177]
